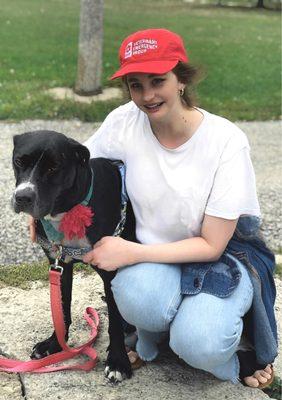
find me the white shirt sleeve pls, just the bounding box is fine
[205,147,261,219]
[83,107,126,161]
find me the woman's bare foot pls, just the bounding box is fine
[243,364,272,387]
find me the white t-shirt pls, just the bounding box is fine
[84,101,260,245]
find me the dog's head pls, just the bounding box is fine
[12,130,90,219]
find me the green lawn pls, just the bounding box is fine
[0,261,92,289]
[0,0,280,121]
[0,259,280,289]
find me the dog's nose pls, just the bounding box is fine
[14,189,35,209]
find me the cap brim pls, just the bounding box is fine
[109,59,179,80]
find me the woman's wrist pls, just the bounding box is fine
[130,242,147,265]
[131,242,163,264]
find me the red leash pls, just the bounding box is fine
[0,267,99,373]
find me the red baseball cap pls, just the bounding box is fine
[110,28,188,80]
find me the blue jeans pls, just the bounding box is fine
[111,255,253,383]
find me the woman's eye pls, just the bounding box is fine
[152,78,165,86]
[130,83,142,90]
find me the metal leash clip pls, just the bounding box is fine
[49,245,64,275]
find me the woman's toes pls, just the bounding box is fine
[244,376,260,388]
[127,350,139,364]
[258,370,271,380]
[253,371,267,384]
[242,364,272,388]
[264,364,272,374]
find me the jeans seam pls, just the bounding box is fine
[233,353,241,384]
[163,286,181,331]
[227,254,254,315]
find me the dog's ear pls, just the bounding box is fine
[13,134,22,146]
[68,138,90,165]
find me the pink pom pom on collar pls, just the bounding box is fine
[59,204,94,240]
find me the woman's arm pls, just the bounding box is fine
[29,216,36,243]
[83,215,238,271]
[139,215,238,263]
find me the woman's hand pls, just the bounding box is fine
[29,216,36,243]
[83,236,141,271]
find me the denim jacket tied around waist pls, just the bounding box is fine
[181,215,278,365]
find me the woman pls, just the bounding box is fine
[31,28,277,388]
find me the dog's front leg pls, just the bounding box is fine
[103,274,132,383]
[31,261,74,359]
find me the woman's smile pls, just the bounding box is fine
[143,102,165,113]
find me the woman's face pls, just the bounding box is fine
[126,71,185,123]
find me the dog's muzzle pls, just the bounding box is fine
[13,186,36,214]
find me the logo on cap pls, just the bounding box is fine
[124,42,133,59]
[124,38,158,59]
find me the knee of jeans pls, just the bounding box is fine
[170,321,242,370]
[111,263,179,331]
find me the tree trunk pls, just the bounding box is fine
[75,0,103,96]
[257,0,264,7]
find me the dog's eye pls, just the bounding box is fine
[14,158,24,168]
[47,166,58,174]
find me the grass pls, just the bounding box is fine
[0,261,93,290]
[263,376,282,400]
[0,258,281,289]
[275,263,282,278]
[0,0,280,121]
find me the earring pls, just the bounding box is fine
[179,88,185,97]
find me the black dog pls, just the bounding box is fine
[12,130,136,382]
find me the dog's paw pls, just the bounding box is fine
[104,366,124,383]
[30,335,62,359]
[105,351,132,383]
